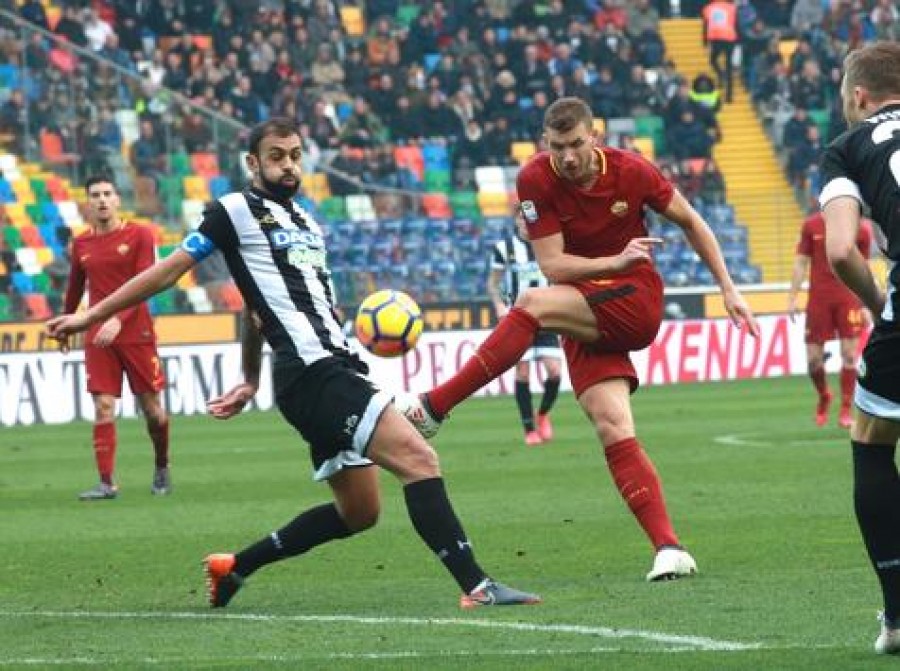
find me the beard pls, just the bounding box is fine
[261,174,300,201]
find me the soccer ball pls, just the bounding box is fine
[354,290,424,357]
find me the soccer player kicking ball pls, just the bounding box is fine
[56,175,171,500]
[48,118,539,610]
[788,210,872,428]
[399,97,759,582]
[819,42,900,655]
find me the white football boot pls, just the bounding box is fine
[394,392,442,439]
[646,546,698,582]
[875,612,900,655]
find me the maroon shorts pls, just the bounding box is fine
[805,298,865,344]
[563,272,663,397]
[85,342,165,397]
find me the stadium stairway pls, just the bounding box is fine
[659,18,805,283]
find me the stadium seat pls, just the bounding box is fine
[346,194,377,221]
[40,202,63,226]
[0,178,14,204]
[55,200,83,227]
[185,286,213,313]
[209,175,231,199]
[39,129,79,167]
[475,166,506,193]
[422,143,450,170]
[396,4,421,26]
[634,115,666,155]
[318,196,347,221]
[424,169,451,193]
[0,292,12,320]
[183,176,210,201]
[11,180,35,206]
[301,172,330,201]
[182,199,206,228]
[592,118,606,134]
[339,5,365,36]
[4,203,29,227]
[34,246,53,267]
[476,191,512,217]
[19,225,44,248]
[190,152,220,178]
[22,293,51,321]
[11,270,32,293]
[449,190,480,218]
[3,225,23,250]
[394,145,424,181]
[511,141,537,165]
[422,193,452,218]
[0,154,20,180]
[44,176,69,202]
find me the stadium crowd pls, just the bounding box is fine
[0,0,895,313]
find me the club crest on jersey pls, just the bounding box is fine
[611,200,629,217]
[520,200,539,224]
[117,244,130,255]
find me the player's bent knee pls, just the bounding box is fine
[342,505,380,532]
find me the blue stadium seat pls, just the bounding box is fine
[518,97,534,110]
[0,178,15,204]
[402,217,428,236]
[422,143,449,169]
[209,176,231,199]
[426,218,451,237]
[423,53,441,73]
[706,204,735,227]
[41,202,63,226]
[381,219,402,236]
[11,271,33,293]
[0,63,20,89]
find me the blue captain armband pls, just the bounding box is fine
[181,231,217,261]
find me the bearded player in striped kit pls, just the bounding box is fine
[487,203,562,446]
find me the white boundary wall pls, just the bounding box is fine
[0,314,851,426]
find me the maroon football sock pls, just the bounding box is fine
[93,422,116,485]
[148,418,170,469]
[428,307,540,418]
[840,366,856,408]
[605,437,680,550]
[810,366,829,398]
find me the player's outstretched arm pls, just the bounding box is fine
[823,196,885,316]
[662,189,760,336]
[207,308,262,420]
[47,250,197,340]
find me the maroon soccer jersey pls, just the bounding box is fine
[517,147,674,263]
[63,222,157,344]
[796,212,872,302]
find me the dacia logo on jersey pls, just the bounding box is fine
[520,200,539,224]
[270,229,320,249]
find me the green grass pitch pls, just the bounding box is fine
[0,375,893,669]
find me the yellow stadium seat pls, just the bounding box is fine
[301,172,331,202]
[592,118,606,134]
[511,141,537,165]
[3,203,29,227]
[477,191,512,217]
[35,246,54,267]
[340,6,365,37]
[183,176,210,201]
[11,179,35,205]
[632,136,655,161]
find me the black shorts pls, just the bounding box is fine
[855,324,900,420]
[274,355,392,481]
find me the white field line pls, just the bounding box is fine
[0,610,759,653]
[714,433,841,448]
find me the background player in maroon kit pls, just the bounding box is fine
[400,97,759,581]
[59,176,170,500]
[788,211,872,428]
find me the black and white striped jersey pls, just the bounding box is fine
[182,187,350,366]
[491,233,549,305]
[819,103,900,323]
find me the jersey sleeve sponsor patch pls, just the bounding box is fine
[181,231,217,261]
[520,200,539,224]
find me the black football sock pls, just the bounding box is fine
[404,477,486,593]
[538,376,561,415]
[515,380,535,432]
[233,503,353,577]
[852,441,900,622]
